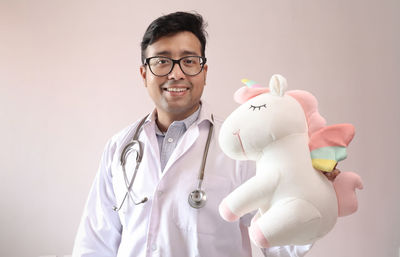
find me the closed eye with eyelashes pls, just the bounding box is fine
[249,104,267,111]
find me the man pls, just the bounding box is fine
[72,11,311,257]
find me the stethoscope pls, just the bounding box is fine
[113,114,214,211]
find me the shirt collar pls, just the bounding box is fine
[182,105,201,129]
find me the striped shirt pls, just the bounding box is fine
[155,107,201,171]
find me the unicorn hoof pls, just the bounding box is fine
[249,223,270,248]
[219,199,239,222]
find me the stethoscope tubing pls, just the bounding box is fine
[196,115,214,190]
[113,116,148,211]
[187,114,214,209]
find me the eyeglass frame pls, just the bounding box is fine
[143,56,207,77]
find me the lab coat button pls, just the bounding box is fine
[151,243,157,251]
[167,137,173,143]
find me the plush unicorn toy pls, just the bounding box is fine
[218,74,363,248]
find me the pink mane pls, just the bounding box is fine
[286,90,326,136]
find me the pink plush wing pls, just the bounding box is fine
[309,124,355,150]
[287,90,356,172]
[309,124,355,172]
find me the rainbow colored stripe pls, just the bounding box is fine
[309,124,355,172]
[241,79,263,88]
[310,146,347,172]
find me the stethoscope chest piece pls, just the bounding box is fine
[188,189,207,209]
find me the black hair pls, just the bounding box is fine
[140,11,208,64]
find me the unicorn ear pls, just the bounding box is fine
[269,74,287,96]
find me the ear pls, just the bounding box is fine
[203,64,208,85]
[269,74,287,97]
[140,65,147,87]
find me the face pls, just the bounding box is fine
[219,93,308,161]
[140,31,208,120]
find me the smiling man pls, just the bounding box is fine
[140,30,207,131]
[72,12,311,257]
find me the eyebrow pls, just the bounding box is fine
[153,50,200,57]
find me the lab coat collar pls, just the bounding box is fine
[144,109,157,125]
[196,100,215,127]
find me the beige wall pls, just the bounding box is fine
[1,0,399,256]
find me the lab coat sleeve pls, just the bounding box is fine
[239,161,313,257]
[72,139,122,257]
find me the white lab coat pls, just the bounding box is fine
[72,104,311,257]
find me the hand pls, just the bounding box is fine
[323,168,341,181]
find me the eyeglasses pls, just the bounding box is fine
[144,56,207,77]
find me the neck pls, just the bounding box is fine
[156,104,200,132]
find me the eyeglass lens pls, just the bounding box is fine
[147,56,204,76]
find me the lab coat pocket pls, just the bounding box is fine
[172,175,232,235]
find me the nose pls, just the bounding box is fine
[168,62,185,80]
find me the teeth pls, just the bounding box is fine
[166,88,187,92]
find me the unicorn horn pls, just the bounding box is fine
[241,79,263,88]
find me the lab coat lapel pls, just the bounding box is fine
[142,115,162,176]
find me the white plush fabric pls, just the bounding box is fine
[218,75,338,247]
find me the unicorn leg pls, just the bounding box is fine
[249,197,323,248]
[219,173,279,222]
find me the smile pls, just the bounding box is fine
[164,87,189,92]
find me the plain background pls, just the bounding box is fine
[1,0,399,256]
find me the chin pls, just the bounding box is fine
[166,102,199,114]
